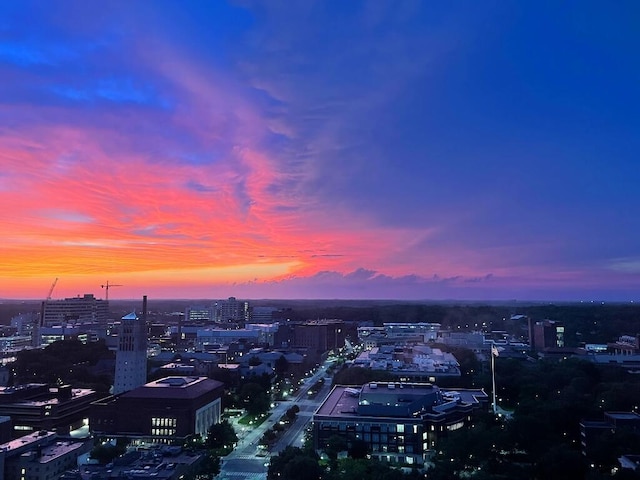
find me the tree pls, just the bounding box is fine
[240,382,271,415]
[348,438,369,459]
[183,451,220,480]
[275,355,290,378]
[324,434,348,461]
[286,405,300,421]
[282,455,323,480]
[268,447,321,480]
[205,419,237,451]
[90,438,127,465]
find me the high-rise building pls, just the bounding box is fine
[113,297,148,395]
[214,297,250,324]
[40,294,108,327]
[185,305,214,323]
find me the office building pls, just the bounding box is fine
[0,384,101,437]
[40,294,109,327]
[313,382,488,466]
[214,297,250,324]
[358,323,441,348]
[291,319,346,353]
[185,305,214,323]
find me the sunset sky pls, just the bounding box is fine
[1,1,639,301]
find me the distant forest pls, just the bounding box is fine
[2,299,639,345]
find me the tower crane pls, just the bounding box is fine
[101,281,123,301]
[46,278,58,300]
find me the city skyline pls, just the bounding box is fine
[1,2,639,301]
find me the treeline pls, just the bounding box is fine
[431,357,640,479]
[275,303,640,345]
[12,339,114,391]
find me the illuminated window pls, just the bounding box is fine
[151,417,177,435]
[446,421,464,431]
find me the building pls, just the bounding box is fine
[113,297,148,395]
[607,335,640,355]
[194,323,278,350]
[0,416,11,443]
[10,312,39,346]
[185,305,214,323]
[436,331,486,350]
[69,444,205,480]
[0,384,101,438]
[90,376,224,443]
[251,306,278,323]
[0,335,33,352]
[291,319,346,353]
[580,411,640,457]
[39,324,104,347]
[214,297,250,324]
[358,323,441,348]
[41,294,109,328]
[313,382,488,465]
[0,431,92,480]
[352,344,461,382]
[529,319,565,351]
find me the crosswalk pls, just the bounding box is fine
[218,472,267,480]
[228,452,268,461]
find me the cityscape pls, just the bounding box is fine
[1,1,639,480]
[0,295,638,479]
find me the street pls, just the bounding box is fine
[217,359,335,480]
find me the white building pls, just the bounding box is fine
[113,305,148,395]
[214,297,250,324]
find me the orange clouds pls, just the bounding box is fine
[0,32,489,300]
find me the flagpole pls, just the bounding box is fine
[491,343,497,415]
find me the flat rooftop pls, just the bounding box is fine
[0,431,56,453]
[316,382,487,418]
[122,376,224,400]
[606,412,640,420]
[0,385,96,406]
[33,439,89,464]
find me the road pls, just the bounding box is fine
[217,359,336,480]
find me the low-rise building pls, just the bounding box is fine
[0,384,101,438]
[353,345,461,381]
[90,376,224,444]
[313,381,488,466]
[580,411,640,457]
[0,430,92,480]
[358,323,441,348]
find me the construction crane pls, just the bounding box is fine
[46,278,58,300]
[101,281,123,301]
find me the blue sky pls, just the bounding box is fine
[0,1,639,301]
